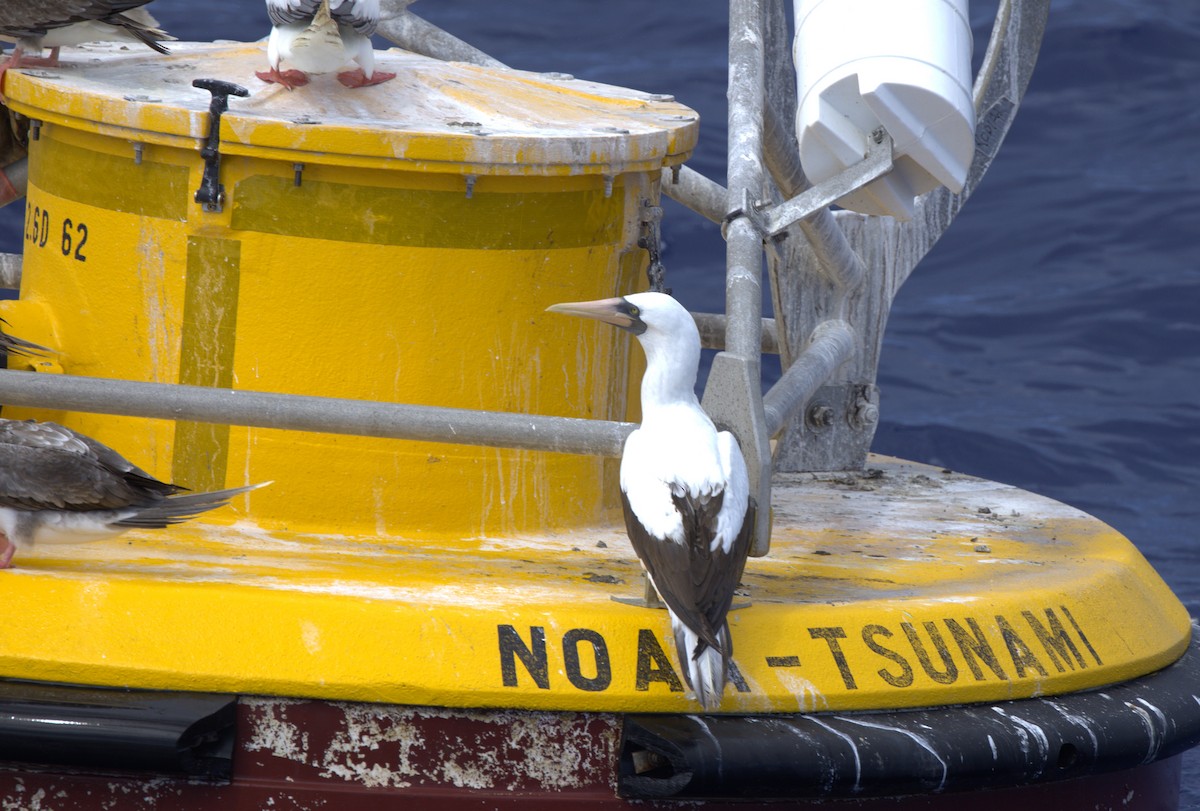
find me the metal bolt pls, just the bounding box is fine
[850,388,880,430]
[853,402,879,429]
[806,405,834,430]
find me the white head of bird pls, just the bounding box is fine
[546,292,701,416]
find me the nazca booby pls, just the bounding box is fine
[258,0,396,90]
[0,419,267,569]
[0,1,171,94]
[548,292,756,710]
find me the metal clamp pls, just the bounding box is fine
[721,187,771,240]
[759,129,894,237]
[192,79,250,213]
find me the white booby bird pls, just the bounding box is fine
[0,419,267,569]
[0,1,171,93]
[548,292,756,710]
[257,0,396,90]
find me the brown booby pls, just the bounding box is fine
[548,292,756,710]
[0,419,266,569]
[0,1,171,94]
[257,0,396,90]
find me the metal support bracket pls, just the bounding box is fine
[702,352,774,557]
[759,130,894,237]
[192,79,249,213]
[774,382,881,473]
[637,199,669,293]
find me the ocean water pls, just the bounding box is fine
[1,0,1197,801]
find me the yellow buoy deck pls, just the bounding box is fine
[1,457,1187,713]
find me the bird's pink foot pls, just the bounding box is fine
[0,537,15,570]
[336,69,396,89]
[255,68,310,90]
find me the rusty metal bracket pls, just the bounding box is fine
[192,79,249,213]
[637,199,670,293]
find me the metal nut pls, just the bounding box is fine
[807,405,834,430]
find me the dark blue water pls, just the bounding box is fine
[3,0,1197,800]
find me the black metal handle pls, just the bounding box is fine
[192,78,250,212]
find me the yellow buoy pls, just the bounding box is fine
[1,41,697,539]
[0,43,1187,716]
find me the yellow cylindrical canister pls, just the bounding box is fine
[1,42,698,540]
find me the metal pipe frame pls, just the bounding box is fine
[721,3,768,363]
[378,1,507,68]
[0,158,27,208]
[698,0,775,556]
[693,312,779,355]
[762,102,866,296]
[661,165,727,225]
[760,132,893,238]
[762,320,856,436]
[0,370,634,457]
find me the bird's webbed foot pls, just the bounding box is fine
[255,68,310,90]
[336,69,396,89]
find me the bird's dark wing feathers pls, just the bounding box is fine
[332,2,377,36]
[266,0,378,36]
[0,1,155,39]
[621,487,756,659]
[0,318,52,359]
[0,420,180,511]
[265,0,321,27]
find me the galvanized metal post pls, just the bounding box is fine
[0,370,635,458]
[701,0,773,557]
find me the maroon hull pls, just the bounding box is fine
[0,699,1184,810]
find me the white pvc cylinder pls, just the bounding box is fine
[794,0,975,219]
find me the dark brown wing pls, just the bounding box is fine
[265,0,323,28]
[0,420,180,511]
[621,488,755,656]
[0,0,154,39]
[330,0,378,36]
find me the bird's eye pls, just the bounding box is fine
[628,306,640,316]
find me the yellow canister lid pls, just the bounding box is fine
[4,40,699,174]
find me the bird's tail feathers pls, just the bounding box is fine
[113,8,175,54]
[311,0,335,29]
[0,320,53,359]
[672,617,730,711]
[114,482,270,528]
